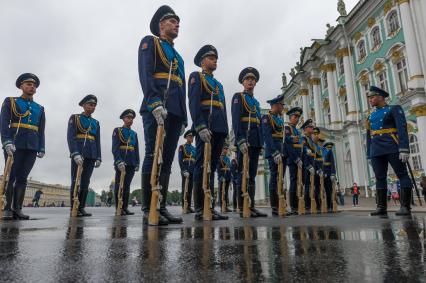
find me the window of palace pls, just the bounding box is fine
[357,40,367,62]
[322,72,328,89]
[376,70,389,93]
[395,58,408,93]
[338,56,344,76]
[387,10,400,36]
[409,134,423,171]
[370,27,382,51]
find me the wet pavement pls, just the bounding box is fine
[1,207,425,282]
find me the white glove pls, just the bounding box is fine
[199,128,211,143]
[152,106,167,125]
[5,144,16,156]
[135,166,140,172]
[95,160,102,168]
[317,170,323,177]
[117,161,126,171]
[73,154,84,166]
[308,167,315,175]
[239,142,248,154]
[330,175,336,182]
[180,125,186,136]
[37,152,45,158]
[183,171,190,178]
[399,152,409,163]
[296,159,303,169]
[273,153,282,164]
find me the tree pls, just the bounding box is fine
[130,189,142,204]
[167,190,182,205]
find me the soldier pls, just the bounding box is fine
[366,86,412,216]
[189,44,228,221]
[138,5,187,225]
[67,94,101,217]
[178,130,196,213]
[312,127,325,210]
[1,73,45,220]
[323,141,337,211]
[262,94,285,216]
[232,67,267,218]
[231,158,238,211]
[217,145,232,212]
[112,109,140,216]
[284,107,304,215]
[300,120,316,212]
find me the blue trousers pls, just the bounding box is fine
[371,152,411,189]
[70,158,95,209]
[288,163,299,193]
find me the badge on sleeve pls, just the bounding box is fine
[142,42,148,50]
[190,77,195,85]
[233,98,239,104]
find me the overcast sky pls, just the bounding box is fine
[0,0,358,193]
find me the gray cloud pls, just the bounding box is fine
[0,0,358,193]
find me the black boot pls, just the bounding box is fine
[395,187,412,216]
[370,188,387,216]
[141,173,168,225]
[78,190,92,217]
[3,182,14,220]
[159,174,183,224]
[288,191,298,216]
[270,190,278,216]
[13,185,29,220]
[193,181,204,221]
[122,186,134,215]
[249,181,267,217]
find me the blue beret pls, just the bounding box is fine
[194,45,218,67]
[150,5,180,37]
[368,86,389,98]
[301,119,314,129]
[238,67,259,84]
[183,129,195,138]
[16,73,40,88]
[324,141,334,147]
[267,94,284,106]
[120,109,136,119]
[79,94,97,106]
[286,107,303,116]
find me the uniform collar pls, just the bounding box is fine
[81,112,92,118]
[243,90,254,96]
[202,70,214,77]
[160,36,174,46]
[20,95,33,102]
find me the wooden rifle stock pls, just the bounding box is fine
[115,168,126,216]
[202,142,212,220]
[71,164,83,217]
[182,174,189,214]
[310,172,317,214]
[221,179,226,213]
[241,152,251,218]
[148,125,165,226]
[0,156,14,219]
[332,180,338,213]
[277,160,286,217]
[297,166,305,215]
[320,174,327,213]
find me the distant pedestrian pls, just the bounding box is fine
[351,183,359,207]
[32,189,43,207]
[61,201,65,207]
[420,174,426,202]
[336,182,344,206]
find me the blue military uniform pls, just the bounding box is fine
[178,130,196,211]
[217,152,232,209]
[1,73,45,220]
[284,107,303,214]
[67,94,101,216]
[300,120,316,210]
[112,109,140,215]
[262,94,286,215]
[138,5,187,224]
[312,129,324,209]
[232,67,266,217]
[189,45,228,220]
[366,86,412,216]
[323,141,336,210]
[231,158,238,210]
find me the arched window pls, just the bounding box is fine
[376,71,389,92]
[387,10,400,35]
[409,134,423,171]
[396,58,408,93]
[322,72,328,89]
[371,27,382,50]
[338,56,345,76]
[357,40,367,62]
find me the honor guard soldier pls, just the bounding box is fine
[300,119,316,211]
[138,5,187,225]
[262,94,286,216]
[178,130,196,213]
[232,67,267,217]
[366,86,412,216]
[284,107,304,215]
[67,94,101,217]
[112,109,140,215]
[323,141,337,211]
[312,127,325,209]
[189,44,228,221]
[217,145,232,212]
[1,73,45,220]
[231,158,238,211]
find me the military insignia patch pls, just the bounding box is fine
[263,118,268,123]
[285,129,290,134]
[142,42,148,50]
[234,98,239,104]
[190,77,195,85]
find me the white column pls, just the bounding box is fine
[347,124,368,194]
[323,62,341,129]
[337,47,358,121]
[310,73,324,126]
[398,0,425,88]
[412,105,426,172]
[299,87,309,121]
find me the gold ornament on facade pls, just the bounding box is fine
[396,0,409,5]
[310,109,316,119]
[374,61,385,73]
[323,98,330,109]
[339,87,347,97]
[309,78,321,85]
[368,18,376,28]
[384,0,394,14]
[354,32,363,42]
[313,42,321,50]
[299,89,309,96]
[320,63,336,72]
[336,47,350,58]
[410,104,426,117]
[391,50,402,63]
[407,122,415,133]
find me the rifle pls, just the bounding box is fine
[241,109,252,218]
[182,174,189,214]
[320,173,327,213]
[148,59,173,225]
[310,171,317,214]
[332,180,338,212]
[297,137,305,215]
[115,167,126,216]
[277,159,286,216]
[0,156,14,219]
[71,164,83,217]
[202,142,213,220]
[407,162,422,206]
[221,178,226,214]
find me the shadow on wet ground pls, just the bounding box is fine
[0,207,425,282]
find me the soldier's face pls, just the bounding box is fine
[305,126,314,135]
[83,102,96,114]
[160,18,180,39]
[186,135,193,144]
[313,132,319,142]
[368,95,383,106]
[123,116,133,127]
[20,82,36,96]
[272,103,283,114]
[289,114,299,124]
[201,55,217,71]
[243,77,256,91]
[223,148,228,155]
